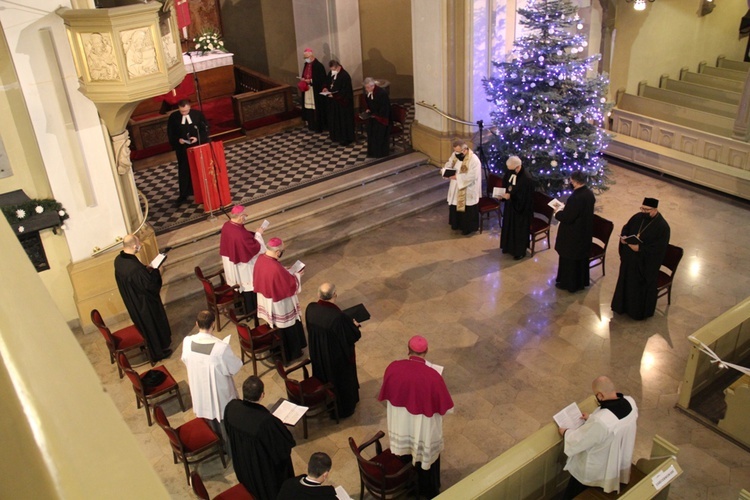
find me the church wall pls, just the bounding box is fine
[358,0,414,100]
[220,0,269,75]
[609,0,747,97]
[260,0,299,86]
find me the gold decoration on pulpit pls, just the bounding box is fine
[82,32,120,81]
[121,27,159,78]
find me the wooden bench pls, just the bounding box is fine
[716,55,750,73]
[699,61,748,81]
[680,69,745,93]
[659,76,740,105]
[718,374,750,448]
[638,81,738,118]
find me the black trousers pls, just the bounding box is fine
[448,204,479,234]
[175,146,193,199]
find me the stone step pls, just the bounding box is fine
[158,152,445,304]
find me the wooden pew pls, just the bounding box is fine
[680,68,744,93]
[718,374,750,448]
[637,81,737,118]
[698,61,748,82]
[716,55,750,73]
[659,76,740,105]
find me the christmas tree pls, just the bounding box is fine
[482,0,611,197]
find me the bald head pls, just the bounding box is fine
[122,234,141,255]
[318,283,336,301]
[592,376,617,401]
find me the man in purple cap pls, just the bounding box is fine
[220,206,266,312]
[611,197,670,320]
[378,335,454,498]
[253,237,307,361]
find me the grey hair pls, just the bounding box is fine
[452,139,468,149]
[363,77,376,86]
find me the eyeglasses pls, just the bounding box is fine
[639,207,654,213]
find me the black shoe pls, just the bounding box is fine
[173,197,186,207]
[160,348,173,359]
[513,255,525,260]
[462,229,475,236]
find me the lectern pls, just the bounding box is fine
[187,141,232,213]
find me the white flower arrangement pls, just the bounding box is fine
[193,29,226,54]
[16,209,26,219]
[18,225,24,233]
[35,205,44,214]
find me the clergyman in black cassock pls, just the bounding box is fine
[113,234,172,361]
[300,48,328,132]
[554,172,595,292]
[305,283,362,418]
[500,156,534,260]
[166,100,209,204]
[224,375,295,500]
[277,452,338,499]
[324,60,355,146]
[363,77,391,158]
[611,198,670,320]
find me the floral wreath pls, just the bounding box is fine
[1,199,69,234]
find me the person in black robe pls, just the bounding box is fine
[224,375,296,500]
[305,283,362,418]
[113,234,172,361]
[611,197,670,320]
[299,48,328,132]
[166,99,209,206]
[554,171,596,292]
[500,156,534,260]
[277,452,338,500]
[363,77,390,158]
[323,60,355,146]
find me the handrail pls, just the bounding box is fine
[91,190,149,257]
[416,101,476,126]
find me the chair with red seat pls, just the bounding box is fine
[194,266,244,331]
[117,352,185,426]
[153,405,227,485]
[477,173,505,234]
[657,244,684,305]
[275,358,339,439]
[191,471,254,499]
[91,308,153,377]
[228,310,282,376]
[390,103,408,149]
[530,191,555,256]
[349,430,417,500]
[589,214,615,279]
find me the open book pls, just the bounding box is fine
[553,402,585,430]
[492,187,506,198]
[343,303,370,323]
[621,234,642,245]
[149,252,168,269]
[288,260,305,274]
[548,198,565,212]
[442,168,456,178]
[425,360,444,375]
[260,219,270,231]
[272,399,308,426]
[335,485,353,500]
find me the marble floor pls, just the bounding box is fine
[77,162,750,499]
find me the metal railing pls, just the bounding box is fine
[91,190,149,257]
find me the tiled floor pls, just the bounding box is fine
[78,161,750,499]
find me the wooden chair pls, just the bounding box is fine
[349,430,417,500]
[477,173,505,234]
[390,103,408,149]
[657,244,684,305]
[228,310,282,376]
[153,406,227,485]
[354,93,368,141]
[275,358,339,439]
[91,308,153,377]
[190,472,254,499]
[530,191,554,256]
[194,266,243,331]
[589,214,614,279]
[117,352,185,426]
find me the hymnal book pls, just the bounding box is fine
[260,219,270,231]
[335,485,353,500]
[358,111,371,120]
[343,303,371,323]
[288,260,306,274]
[320,90,338,96]
[150,253,167,269]
[426,360,444,375]
[272,399,308,426]
[492,187,506,198]
[442,168,456,178]
[621,234,642,245]
[548,198,565,212]
[553,402,585,430]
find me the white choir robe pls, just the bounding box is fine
[222,232,266,293]
[441,151,482,207]
[257,272,302,328]
[386,402,445,470]
[563,395,638,493]
[181,332,243,422]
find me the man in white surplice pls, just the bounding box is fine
[558,376,638,499]
[181,310,243,439]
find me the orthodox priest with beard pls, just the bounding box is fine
[611,198,670,320]
[500,155,534,259]
[305,283,362,418]
[554,171,596,293]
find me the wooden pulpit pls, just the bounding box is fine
[187,141,232,212]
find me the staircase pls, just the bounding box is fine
[156,152,445,305]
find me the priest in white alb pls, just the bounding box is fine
[220,205,266,312]
[253,237,307,361]
[378,335,454,499]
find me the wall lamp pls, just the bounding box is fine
[626,0,655,11]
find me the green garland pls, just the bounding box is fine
[1,198,69,225]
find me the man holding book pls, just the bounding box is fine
[611,198,670,320]
[219,205,266,312]
[440,140,481,235]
